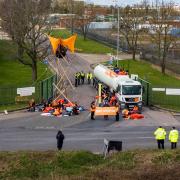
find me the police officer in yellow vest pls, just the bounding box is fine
[81,71,85,84]
[75,72,78,87]
[87,72,93,84]
[169,127,179,149]
[154,126,166,149]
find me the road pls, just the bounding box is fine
[0,53,180,152]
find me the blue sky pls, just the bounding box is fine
[86,0,180,6]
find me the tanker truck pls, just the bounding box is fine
[93,64,143,111]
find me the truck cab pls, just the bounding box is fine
[114,76,142,111]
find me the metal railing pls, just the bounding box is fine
[0,75,57,105]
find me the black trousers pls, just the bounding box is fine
[78,78,80,85]
[171,142,177,149]
[91,112,95,120]
[75,79,78,87]
[116,113,119,121]
[81,77,84,84]
[157,140,164,149]
[57,141,63,150]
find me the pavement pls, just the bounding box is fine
[0,52,180,152]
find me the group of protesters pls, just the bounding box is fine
[90,90,144,121]
[75,71,93,87]
[28,98,83,117]
[91,92,120,121]
[113,65,129,75]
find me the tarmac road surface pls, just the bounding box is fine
[0,53,180,152]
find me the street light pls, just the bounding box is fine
[117,6,120,67]
[113,0,120,67]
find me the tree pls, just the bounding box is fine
[149,1,178,74]
[0,0,51,81]
[119,6,146,60]
[75,6,95,40]
[75,4,95,40]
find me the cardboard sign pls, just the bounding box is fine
[95,107,117,116]
[17,87,35,96]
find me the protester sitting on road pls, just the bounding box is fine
[122,109,129,119]
[129,106,140,114]
[53,107,62,116]
[73,103,79,115]
[28,98,36,112]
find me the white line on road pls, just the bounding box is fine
[65,136,154,141]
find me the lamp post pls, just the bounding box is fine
[117,6,120,67]
[113,0,120,67]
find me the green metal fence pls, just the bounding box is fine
[138,78,152,106]
[0,75,57,105]
[151,86,180,109]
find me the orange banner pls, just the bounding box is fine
[48,34,77,54]
[95,107,117,116]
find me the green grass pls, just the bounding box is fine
[118,59,180,111]
[0,40,52,87]
[49,29,115,54]
[0,103,27,112]
[0,149,180,179]
[118,59,180,87]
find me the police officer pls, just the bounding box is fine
[77,72,81,85]
[87,72,93,84]
[81,71,85,84]
[75,72,78,87]
[169,127,179,149]
[154,126,166,149]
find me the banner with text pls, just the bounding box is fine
[95,107,117,116]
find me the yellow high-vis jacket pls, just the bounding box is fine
[154,128,166,140]
[169,129,179,143]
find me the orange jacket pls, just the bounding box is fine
[90,104,96,112]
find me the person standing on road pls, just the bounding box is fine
[77,72,81,85]
[56,130,65,150]
[169,127,179,149]
[81,71,85,84]
[90,101,96,120]
[87,72,93,84]
[75,72,78,87]
[115,103,120,121]
[154,126,166,149]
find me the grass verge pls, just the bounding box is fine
[0,40,52,87]
[0,149,180,180]
[117,59,180,111]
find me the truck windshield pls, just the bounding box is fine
[122,85,141,95]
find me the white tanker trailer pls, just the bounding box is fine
[93,64,143,111]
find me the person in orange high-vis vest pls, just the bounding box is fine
[90,101,96,120]
[53,107,62,116]
[122,109,129,119]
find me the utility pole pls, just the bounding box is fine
[117,6,120,67]
[71,0,74,35]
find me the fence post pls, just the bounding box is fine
[147,83,149,106]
